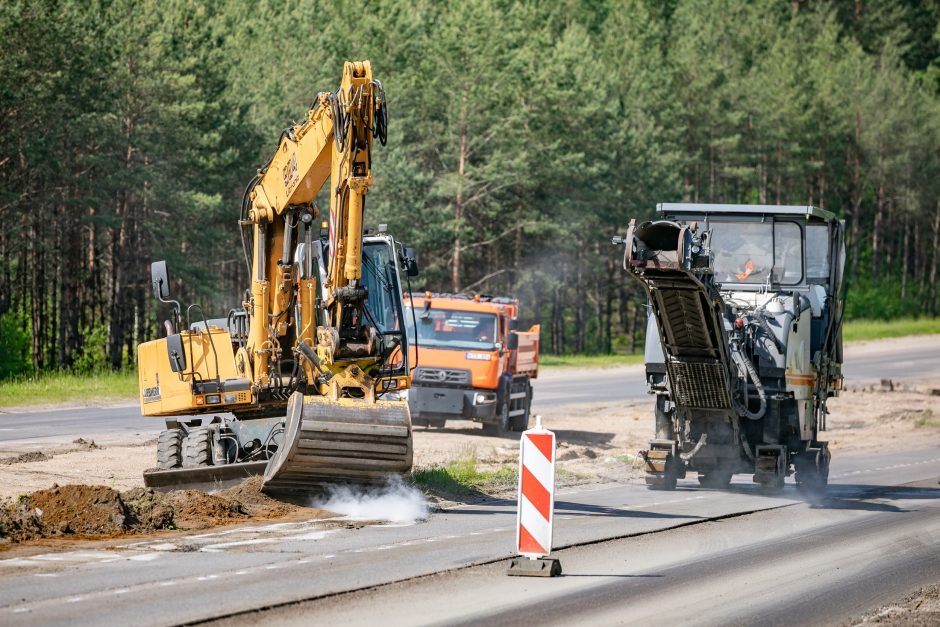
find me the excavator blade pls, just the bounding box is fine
[143,462,268,492]
[261,392,413,495]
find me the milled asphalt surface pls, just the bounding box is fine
[1,338,938,444]
[1,448,937,626]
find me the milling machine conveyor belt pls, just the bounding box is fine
[261,392,414,495]
[628,220,734,411]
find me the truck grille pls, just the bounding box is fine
[414,367,471,386]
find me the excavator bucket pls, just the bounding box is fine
[261,392,413,495]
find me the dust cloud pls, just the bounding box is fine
[311,476,429,524]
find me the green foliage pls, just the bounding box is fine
[1,0,939,373]
[0,313,30,379]
[72,324,110,375]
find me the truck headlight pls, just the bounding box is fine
[474,392,496,405]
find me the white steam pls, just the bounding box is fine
[312,476,429,524]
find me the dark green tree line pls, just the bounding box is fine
[1,0,939,376]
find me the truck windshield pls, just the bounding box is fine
[709,221,803,286]
[405,308,498,350]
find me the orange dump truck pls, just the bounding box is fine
[405,293,539,435]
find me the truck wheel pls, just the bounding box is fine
[483,400,512,437]
[508,380,531,432]
[182,427,213,468]
[156,429,183,470]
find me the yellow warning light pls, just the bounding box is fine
[321,220,329,229]
[473,294,481,302]
[424,291,431,299]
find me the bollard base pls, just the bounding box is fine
[507,556,562,577]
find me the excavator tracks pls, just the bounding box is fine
[261,392,413,495]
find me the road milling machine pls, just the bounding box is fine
[137,61,420,494]
[616,203,845,491]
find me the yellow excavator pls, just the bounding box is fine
[137,61,418,494]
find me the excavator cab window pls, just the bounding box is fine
[361,239,409,376]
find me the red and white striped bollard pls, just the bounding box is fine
[508,415,562,577]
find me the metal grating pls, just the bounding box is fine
[666,358,732,409]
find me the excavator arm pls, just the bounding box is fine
[243,60,391,397]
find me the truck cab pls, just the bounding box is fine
[404,293,539,435]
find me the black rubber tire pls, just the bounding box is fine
[646,473,677,491]
[182,427,213,468]
[482,400,511,437]
[508,381,531,432]
[795,454,829,493]
[156,429,183,470]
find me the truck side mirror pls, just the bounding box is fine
[151,261,170,300]
[507,319,518,331]
[402,247,419,277]
[507,331,519,350]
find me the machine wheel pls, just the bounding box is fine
[756,476,785,493]
[646,471,677,491]
[182,427,213,468]
[795,447,830,493]
[156,429,183,470]
[697,470,733,489]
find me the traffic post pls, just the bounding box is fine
[508,415,562,577]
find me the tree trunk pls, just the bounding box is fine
[451,91,468,293]
[871,150,885,283]
[900,217,909,299]
[929,200,940,316]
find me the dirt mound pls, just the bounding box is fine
[165,490,247,527]
[217,476,308,518]
[0,484,248,545]
[0,451,51,465]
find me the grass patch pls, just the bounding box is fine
[540,353,644,369]
[409,445,517,500]
[843,317,940,343]
[0,370,138,408]
[914,410,940,429]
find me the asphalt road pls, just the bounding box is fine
[2,337,938,444]
[1,447,937,626]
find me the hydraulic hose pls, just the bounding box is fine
[731,345,767,420]
[752,311,785,354]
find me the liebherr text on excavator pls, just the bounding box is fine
[137,61,419,494]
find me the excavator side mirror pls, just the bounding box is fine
[402,247,419,277]
[151,261,170,300]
